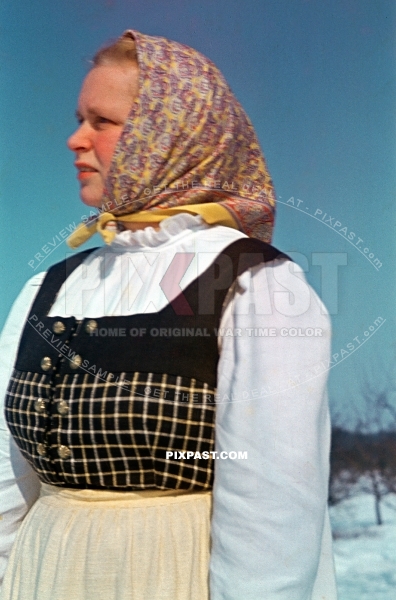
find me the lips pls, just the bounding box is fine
[75,162,99,181]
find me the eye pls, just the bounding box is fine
[95,116,114,126]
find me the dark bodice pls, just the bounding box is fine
[5,239,282,490]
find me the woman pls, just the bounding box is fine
[0,30,337,599]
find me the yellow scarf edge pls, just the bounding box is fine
[67,204,238,249]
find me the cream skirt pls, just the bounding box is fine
[1,484,212,600]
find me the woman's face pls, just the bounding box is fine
[67,63,139,207]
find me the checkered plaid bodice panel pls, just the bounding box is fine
[5,370,215,489]
[5,240,282,490]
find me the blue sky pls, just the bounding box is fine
[1,0,395,422]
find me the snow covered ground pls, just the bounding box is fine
[330,493,396,599]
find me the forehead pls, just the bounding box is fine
[78,64,138,112]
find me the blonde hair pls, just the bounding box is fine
[92,33,138,67]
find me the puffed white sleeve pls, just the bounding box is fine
[0,273,45,587]
[209,257,337,600]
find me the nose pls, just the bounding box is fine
[67,122,92,153]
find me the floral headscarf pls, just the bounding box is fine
[69,29,276,247]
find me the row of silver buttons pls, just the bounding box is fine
[36,320,100,460]
[53,319,98,335]
[37,443,71,459]
[34,398,69,415]
[35,396,71,457]
[41,355,83,370]
[41,320,98,371]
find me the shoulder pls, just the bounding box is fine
[28,271,47,286]
[227,251,330,329]
[13,271,47,300]
[0,271,47,338]
[46,247,100,274]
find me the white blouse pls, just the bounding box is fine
[0,214,337,599]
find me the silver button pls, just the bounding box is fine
[85,320,98,334]
[37,443,47,456]
[57,445,71,459]
[34,398,46,413]
[52,321,66,334]
[70,355,82,369]
[57,400,69,415]
[41,357,52,371]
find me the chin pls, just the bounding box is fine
[79,186,105,208]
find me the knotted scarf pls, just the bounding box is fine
[68,29,276,248]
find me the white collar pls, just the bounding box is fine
[108,213,210,251]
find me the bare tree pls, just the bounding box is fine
[330,362,396,525]
[329,426,360,507]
